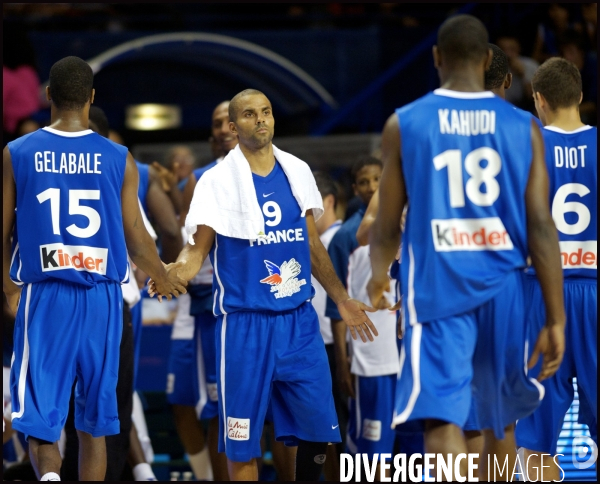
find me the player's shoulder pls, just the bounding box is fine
[331,211,363,246]
[6,129,46,153]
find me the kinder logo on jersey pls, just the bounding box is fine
[559,241,597,269]
[260,259,307,299]
[40,243,108,275]
[431,217,514,252]
[227,417,250,441]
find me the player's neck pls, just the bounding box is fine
[546,107,585,131]
[49,107,90,132]
[439,67,486,93]
[240,142,275,177]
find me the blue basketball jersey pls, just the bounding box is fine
[397,89,532,323]
[136,161,149,216]
[8,127,129,286]
[210,161,313,315]
[540,126,597,279]
[193,160,218,182]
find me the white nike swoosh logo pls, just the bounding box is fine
[332,425,339,429]
[263,192,275,197]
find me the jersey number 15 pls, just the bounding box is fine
[37,188,101,238]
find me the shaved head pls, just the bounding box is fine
[437,14,489,65]
[229,89,267,122]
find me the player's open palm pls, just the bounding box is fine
[528,324,566,381]
[337,298,378,342]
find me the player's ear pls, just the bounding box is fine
[504,73,513,90]
[46,85,51,102]
[90,89,95,105]
[484,48,493,71]
[579,92,583,105]
[229,121,237,136]
[432,45,441,69]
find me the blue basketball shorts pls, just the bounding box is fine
[516,277,597,455]
[216,302,341,462]
[347,373,397,457]
[166,306,218,420]
[10,280,123,442]
[393,270,543,439]
[195,311,219,420]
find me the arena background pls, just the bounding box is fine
[3,3,597,481]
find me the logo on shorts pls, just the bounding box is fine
[227,417,250,441]
[40,243,108,275]
[259,259,306,299]
[362,419,382,442]
[431,217,514,252]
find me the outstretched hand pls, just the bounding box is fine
[337,298,378,342]
[528,324,565,381]
[148,261,188,301]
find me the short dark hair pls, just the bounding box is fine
[532,57,582,110]
[88,106,110,137]
[437,14,489,64]
[48,56,94,111]
[485,43,509,90]
[229,89,268,122]
[351,156,382,183]
[313,171,339,208]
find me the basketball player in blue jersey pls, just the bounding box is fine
[150,88,378,481]
[368,15,566,480]
[484,43,544,130]
[516,57,597,481]
[2,56,186,481]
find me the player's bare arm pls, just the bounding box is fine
[356,187,379,247]
[306,209,378,342]
[146,166,182,263]
[121,152,186,300]
[178,172,197,227]
[150,161,183,214]
[148,224,215,298]
[368,113,406,309]
[2,147,22,314]
[525,119,566,381]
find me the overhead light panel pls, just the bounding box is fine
[126,104,181,130]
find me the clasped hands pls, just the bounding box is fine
[148,261,188,301]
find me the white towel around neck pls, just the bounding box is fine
[185,144,323,243]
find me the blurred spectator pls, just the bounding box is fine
[14,118,41,138]
[496,34,539,109]
[533,3,582,63]
[164,145,196,184]
[581,3,597,52]
[3,25,41,135]
[109,129,125,145]
[559,30,597,125]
